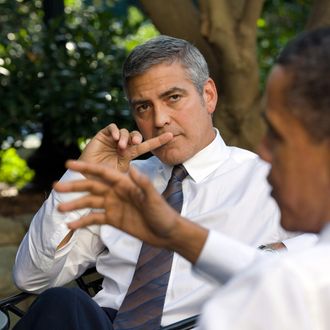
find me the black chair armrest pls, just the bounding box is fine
[162,314,199,330]
[1,268,198,330]
[0,291,36,330]
[75,266,103,296]
[0,267,100,328]
[0,310,9,330]
[0,292,34,318]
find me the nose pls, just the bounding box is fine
[154,105,171,128]
[257,136,272,164]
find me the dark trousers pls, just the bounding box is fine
[13,287,116,330]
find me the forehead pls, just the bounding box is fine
[265,65,315,143]
[126,62,193,100]
[266,66,290,109]
[265,65,293,123]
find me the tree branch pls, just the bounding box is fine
[200,0,234,39]
[237,0,265,55]
[240,0,264,30]
[139,0,222,83]
[199,0,240,67]
[306,0,330,30]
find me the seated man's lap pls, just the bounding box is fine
[13,287,114,330]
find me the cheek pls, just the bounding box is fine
[269,158,298,207]
[277,172,319,228]
[135,120,153,139]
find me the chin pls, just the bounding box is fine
[280,211,322,234]
[280,220,298,232]
[279,208,301,232]
[154,149,189,165]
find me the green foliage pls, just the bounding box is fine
[257,0,312,87]
[121,7,159,52]
[0,148,35,188]
[0,0,158,146]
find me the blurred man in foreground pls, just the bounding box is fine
[56,27,330,329]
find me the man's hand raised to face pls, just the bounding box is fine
[79,123,173,172]
[55,125,173,249]
[55,161,208,263]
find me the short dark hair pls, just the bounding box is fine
[276,26,330,141]
[122,35,209,96]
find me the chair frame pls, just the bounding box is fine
[0,267,198,329]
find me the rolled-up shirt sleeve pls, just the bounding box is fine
[282,233,319,251]
[13,170,104,293]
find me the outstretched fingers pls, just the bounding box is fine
[58,195,104,213]
[128,166,167,208]
[65,160,126,185]
[67,212,107,230]
[54,177,109,195]
[129,166,156,196]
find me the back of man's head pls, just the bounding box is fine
[122,35,209,96]
[276,27,330,141]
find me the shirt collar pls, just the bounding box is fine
[181,128,229,183]
[157,129,229,183]
[318,222,330,243]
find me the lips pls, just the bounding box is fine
[158,132,179,142]
[267,175,278,199]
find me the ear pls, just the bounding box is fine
[203,78,218,115]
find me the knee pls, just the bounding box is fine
[14,287,106,330]
[36,287,87,308]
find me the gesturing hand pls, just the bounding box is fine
[55,160,181,248]
[79,123,173,172]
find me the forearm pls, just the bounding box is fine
[13,192,78,292]
[166,215,209,264]
[163,215,260,285]
[13,170,96,292]
[13,232,73,293]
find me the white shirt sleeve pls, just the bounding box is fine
[13,170,105,293]
[197,255,320,330]
[282,233,319,251]
[194,231,260,285]
[193,229,318,286]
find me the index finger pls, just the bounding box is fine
[65,160,129,185]
[130,132,173,159]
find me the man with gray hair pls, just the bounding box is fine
[13,35,306,329]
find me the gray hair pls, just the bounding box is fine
[122,35,209,96]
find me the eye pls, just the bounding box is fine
[261,113,283,146]
[168,94,181,102]
[135,103,151,113]
[267,125,282,142]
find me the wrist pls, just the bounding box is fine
[167,215,208,264]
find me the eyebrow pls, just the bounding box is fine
[129,87,187,108]
[130,98,150,109]
[159,87,187,99]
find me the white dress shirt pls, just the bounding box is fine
[196,226,326,330]
[14,130,294,326]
